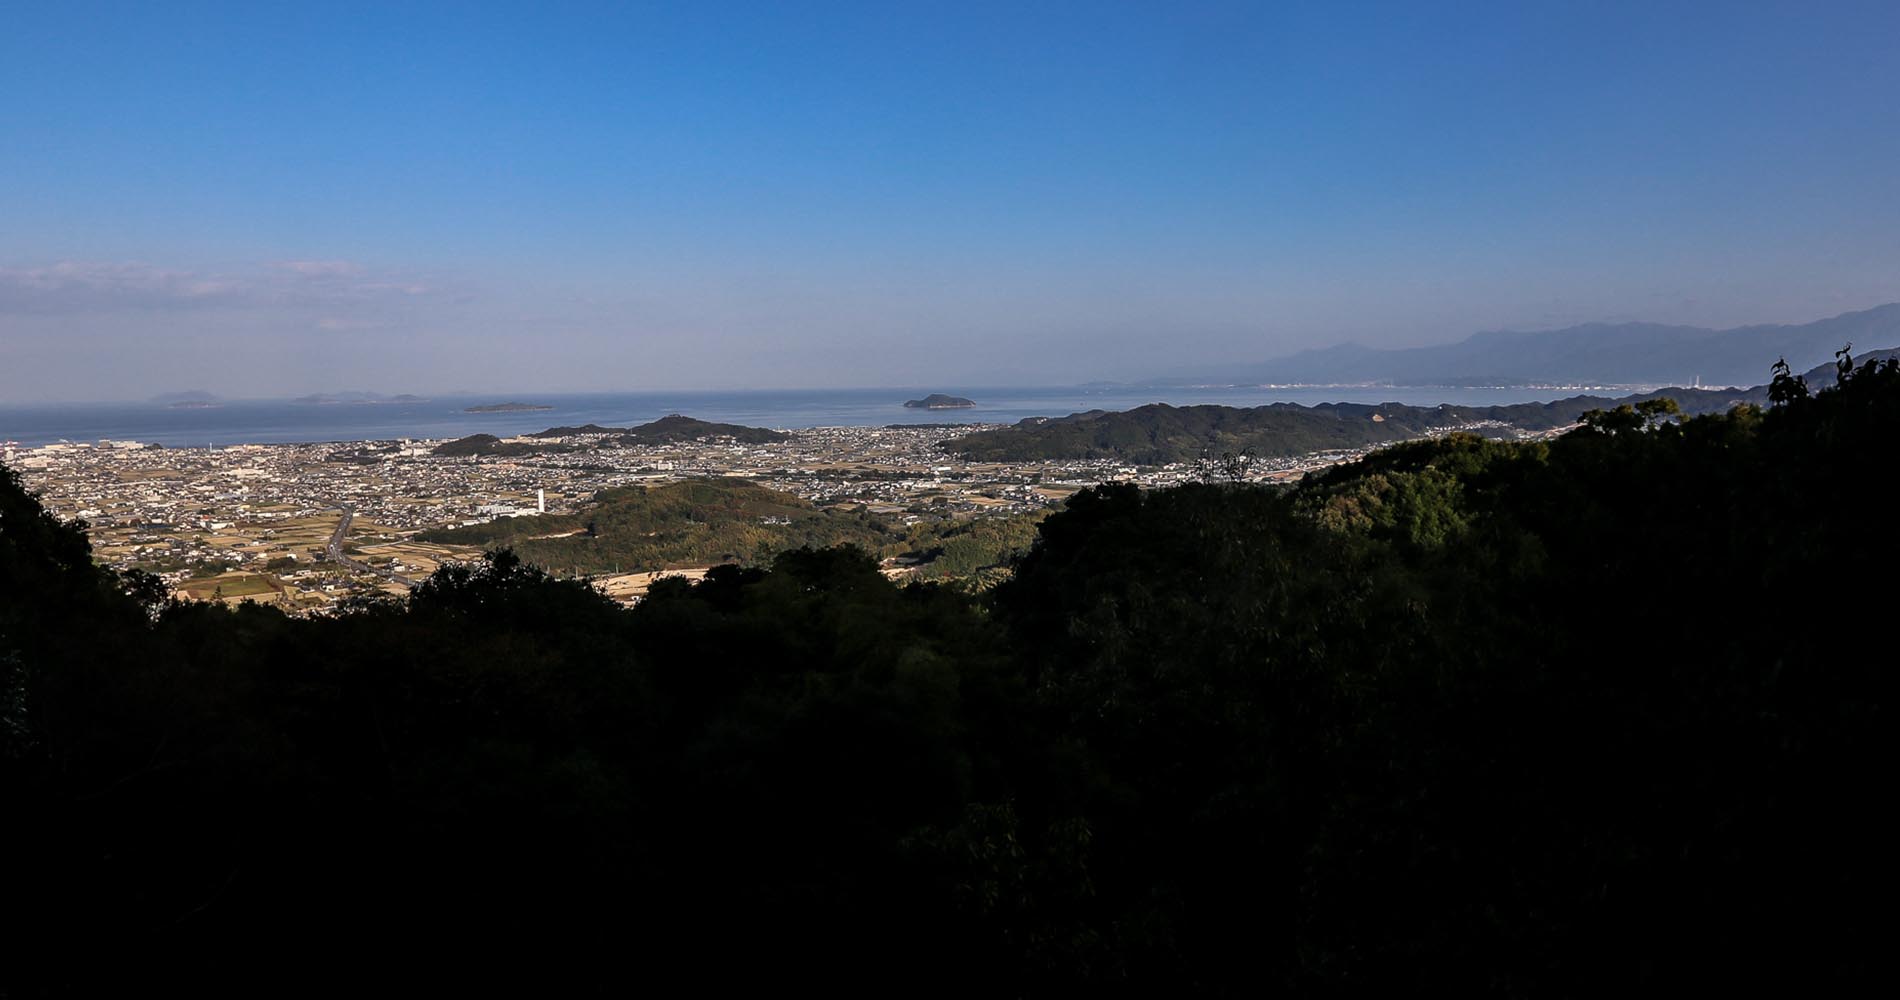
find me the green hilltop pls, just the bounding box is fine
[418,477,901,573]
[432,415,787,458]
[530,413,790,444]
[432,433,575,457]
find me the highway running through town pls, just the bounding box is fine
[327,505,420,588]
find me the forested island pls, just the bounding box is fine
[905,393,976,409]
[3,355,1891,991]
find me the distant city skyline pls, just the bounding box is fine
[5,1,1899,402]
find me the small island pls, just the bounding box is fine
[153,390,221,408]
[464,402,555,413]
[903,394,976,410]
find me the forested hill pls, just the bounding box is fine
[3,356,1894,991]
[432,433,574,457]
[529,413,789,444]
[432,415,788,456]
[944,384,1766,464]
[415,477,902,573]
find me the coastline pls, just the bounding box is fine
[2,384,1614,450]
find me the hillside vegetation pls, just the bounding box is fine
[530,413,789,444]
[945,384,1768,464]
[3,353,1893,991]
[432,433,574,457]
[434,415,787,457]
[418,477,902,573]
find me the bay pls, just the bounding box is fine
[1,384,1619,449]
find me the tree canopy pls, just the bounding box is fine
[3,356,1894,992]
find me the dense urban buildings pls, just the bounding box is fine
[10,417,1530,611]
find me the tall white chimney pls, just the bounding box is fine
[538,489,546,514]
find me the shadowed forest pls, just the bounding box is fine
[2,357,1892,992]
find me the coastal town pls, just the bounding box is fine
[4,416,1525,613]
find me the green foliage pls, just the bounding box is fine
[2,358,1895,990]
[945,387,1766,464]
[904,510,1049,584]
[1577,395,1683,434]
[431,433,571,457]
[529,413,790,444]
[418,477,906,573]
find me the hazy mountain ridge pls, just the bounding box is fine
[1216,304,1900,387]
[1802,346,1900,383]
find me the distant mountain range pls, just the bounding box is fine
[1196,304,1900,389]
[948,345,1900,466]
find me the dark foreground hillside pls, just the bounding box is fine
[2,357,1893,993]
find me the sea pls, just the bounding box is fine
[0,384,1608,450]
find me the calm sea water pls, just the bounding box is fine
[0,385,1599,449]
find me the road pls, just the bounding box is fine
[327,504,420,587]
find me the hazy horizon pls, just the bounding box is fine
[6,2,1899,402]
[7,299,1889,407]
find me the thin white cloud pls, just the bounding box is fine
[315,317,392,332]
[0,259,440,315]
[0,261,239,312]
[274,259,366,279]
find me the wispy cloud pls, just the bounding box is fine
[0,261,239,312]
[273,259,366,279]
[0,259,439,315]
[314,317,394,332]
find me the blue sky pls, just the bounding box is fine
[3,1,1898,400]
